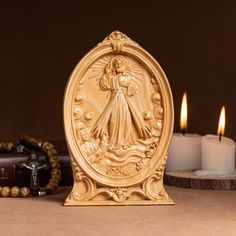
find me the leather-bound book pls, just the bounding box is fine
[0,140,73,187]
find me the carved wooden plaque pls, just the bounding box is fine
[64,31,174,205]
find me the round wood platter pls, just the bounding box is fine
[164,170,236,190]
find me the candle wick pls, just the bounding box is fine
[182,128,186,136]
[219,134,222,142]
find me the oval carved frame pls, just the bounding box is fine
[64,31,174,205]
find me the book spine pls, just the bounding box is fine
[0,154,73,187]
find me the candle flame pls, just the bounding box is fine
[180,92,188,133]
[217,106,225,137]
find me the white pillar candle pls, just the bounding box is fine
[166,133,201,171]
[200,134,235,173]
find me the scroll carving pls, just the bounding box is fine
[99,31,138,53]
[65,153,172,205]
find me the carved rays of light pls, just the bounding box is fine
[88,55,113,80]
[88,55,144,87]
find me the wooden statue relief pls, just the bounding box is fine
[64,31,174,205]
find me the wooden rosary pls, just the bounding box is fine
[0,135,61,198]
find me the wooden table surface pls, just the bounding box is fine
[1,186,236,236]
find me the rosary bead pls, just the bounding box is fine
[51,168,59,175]
[51,161,60,168]
[42,142,54,151]
[10,186,21,197]
[0,142,14,152]
[47,150,53,157]
[46,183,57,192]
[50,149,58,155]
[53,174,61,182]
[49,156,58,163]
[1,186,11,197]
[21,187,30,197]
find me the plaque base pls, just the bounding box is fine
[64,155,174,206]
[64,199,174,206]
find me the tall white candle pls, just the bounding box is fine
[166,133,201,171]
[201,134,235,172]
[166,92,201,171]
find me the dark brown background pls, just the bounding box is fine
[0,1,236,141]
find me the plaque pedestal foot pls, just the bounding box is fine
[64,155,174,206]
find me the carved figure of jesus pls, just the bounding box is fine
[91,56,151,150]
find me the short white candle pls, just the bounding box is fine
[195,106,236,176]
[166,133,201,171]
[200,134,235,172]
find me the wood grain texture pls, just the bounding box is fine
[164,170,236,190]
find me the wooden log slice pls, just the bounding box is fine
[164,170,236,190]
